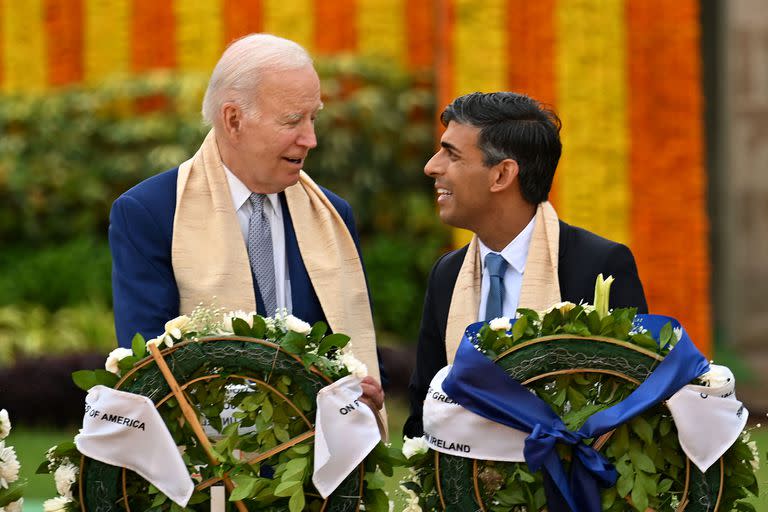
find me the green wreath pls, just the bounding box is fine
[39,310,399,512]
[404,301,759,512]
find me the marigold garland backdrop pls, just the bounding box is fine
[0,0,710,354]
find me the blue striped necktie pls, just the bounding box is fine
[484,252,508,320]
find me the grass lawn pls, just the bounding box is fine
[8,399,767,511]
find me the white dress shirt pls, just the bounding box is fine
[223,166,292,312]
[477,216,536,321]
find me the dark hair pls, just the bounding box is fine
[440,92,562,204]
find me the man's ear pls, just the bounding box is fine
[221,103,242,138]
[490,159,519,193]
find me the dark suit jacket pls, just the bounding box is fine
[403,220,648,437]
[109,167,362,348]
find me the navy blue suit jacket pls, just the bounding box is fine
[109,167,363,348]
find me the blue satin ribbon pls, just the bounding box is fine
[441,314,710,512]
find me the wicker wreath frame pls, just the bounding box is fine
[432,335,725,512]
[77,336,364,512]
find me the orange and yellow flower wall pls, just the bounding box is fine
[0,0,710,354]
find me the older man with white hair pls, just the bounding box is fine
[109,34,384,407]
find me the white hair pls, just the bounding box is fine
[201,33,314,126]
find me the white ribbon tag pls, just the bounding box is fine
[422,366,527,461]
[74,385,194,507]
[312,375,380,498]
[667,365,748,472]
[423,364,748,472]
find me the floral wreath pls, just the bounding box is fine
[400,276,762,512]
[38,306,401,512]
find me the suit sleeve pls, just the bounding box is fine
[109,195,179,348]
[605,243,648,314]
[403,257,449,438]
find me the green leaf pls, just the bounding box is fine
[364,488,390,512]
[71,369,99,391]
[274,480,301,497]
[631,474,649,511]
[281,457,307,481]
[251,315,267,338]
[228,477,257,501]
[630,416,654,446]
[629,449,656,473]
[512,315,528,341]
[289,488,305,512]
[310,321,328,340]
[616,470,634,497]
[317,332,351,356]
[132,333,147,358]
[232,317,252,336]
[659,322,673,347]
[364,470,387,490]
[281,331,309,354]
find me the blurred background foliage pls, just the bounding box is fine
[0,57,449,366]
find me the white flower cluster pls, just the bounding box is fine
[488,317,512,332]
[41,447,77,512]
[147,314,194,348]
[698,365,733,389]
[401,436,429,459]
[42,496,73,512]
[400,485,422,512]
[340,351,368,378]
[104,347,132,375]
[0,409,22,511]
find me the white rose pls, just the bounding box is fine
[54,462,78,498]
[145,334,166,349]
[0,442,20,489]
[285,315,312,335]
[104,347,133,375]
[3,498,23,512]
[400,485,422,512]
[544,301,577,315]
[341,352,368,378]
[698,364,733,389]
[43,496,73,512]
[164,315,192,340]
[673,326,683,342]
[488,317,512,332]
[222,310,255,333]
[401,436,429,459]
[0,409,10,440]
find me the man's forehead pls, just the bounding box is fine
[441,121,481,147]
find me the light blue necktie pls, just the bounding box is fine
[484,252,508,320]
[247,193,277,316]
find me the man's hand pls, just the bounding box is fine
[360,376,385,410]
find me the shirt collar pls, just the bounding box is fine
[222,164,281,215]
[478,216,536,274]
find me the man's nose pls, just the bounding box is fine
[298,122,318,149]
[424,152,442,177]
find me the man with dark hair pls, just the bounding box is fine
[403,92,647,436]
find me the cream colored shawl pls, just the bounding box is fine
[171,130,381,384]
[444,201,562,362]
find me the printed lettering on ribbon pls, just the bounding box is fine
[75,385,194,507]
[422,366,527,461]
[313,375,381,498]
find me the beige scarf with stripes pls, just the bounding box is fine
[171,130,381,384]
[444,201,562,362]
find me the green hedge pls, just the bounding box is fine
[0,58,449,351]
